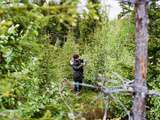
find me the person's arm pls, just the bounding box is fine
[80,59,86,66]
[70,58,74,65]
[72,64,82,70]
[78,63,83,68]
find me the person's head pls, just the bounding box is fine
[73,54,79,60]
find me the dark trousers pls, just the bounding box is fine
[73,71,83,92]
[74,80,82,92]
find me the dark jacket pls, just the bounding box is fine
[72,59,84,81]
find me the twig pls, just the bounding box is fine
[0,110,18,117]
[103,96,109,120]
[148,90,160,97]
[73,82,99,89]
[112,72,127,83]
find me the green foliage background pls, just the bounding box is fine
[0,0,160,120]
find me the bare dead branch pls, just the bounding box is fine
[148,90,160,97]
[72,82,134,94]
[73,82,160,97]
[103,96,109,120]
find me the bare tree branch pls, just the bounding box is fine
[72,82,160,97]
[148,90,160,97]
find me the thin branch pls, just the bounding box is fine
[103,96,109,120]
[112,72,125,83]
[148,90,160,97]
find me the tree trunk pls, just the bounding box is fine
[0,52,4,64]
[131,0,148,120]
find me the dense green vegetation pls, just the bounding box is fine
[0,0,160,120]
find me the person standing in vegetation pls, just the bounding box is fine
[70,54,85,93]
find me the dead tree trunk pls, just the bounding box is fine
[131,0,148,120]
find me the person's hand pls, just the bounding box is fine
[70,58,74,65]
[83,60,87,65]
